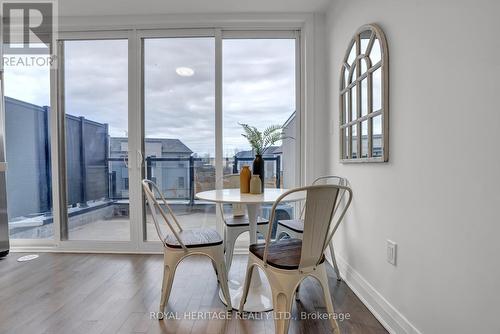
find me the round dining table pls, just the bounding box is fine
[196,188,302,312]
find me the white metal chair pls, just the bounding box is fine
[239,184,353,334]
[276,176,350,281]
[142,179,232,314]
[219,174,269,271]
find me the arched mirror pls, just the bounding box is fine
[339,24,389,162]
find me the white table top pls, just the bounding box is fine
[195,188,302,204]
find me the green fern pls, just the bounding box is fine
[239,123,284,155]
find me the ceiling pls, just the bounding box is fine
[58,0,332,17]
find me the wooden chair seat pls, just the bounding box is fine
[164,228,223,249]
[277,219,304,233]
[249,238,325,270]
[224,216,269,227]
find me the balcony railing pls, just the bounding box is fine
[108,156,282,204]
[232,156,281,188]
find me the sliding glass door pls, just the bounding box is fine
[61,39,130,241]
[142,36,216,241]
[222,34,299,243]
[5,29,300,250]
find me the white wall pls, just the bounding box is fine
[325,0,500,333]
[58,0,330,16]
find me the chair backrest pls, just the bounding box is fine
[142,179,186,250]
[264,184,353,271]
[297,176,350,220]
[312,175,349,187]
[219,174,246,217]
[222,174,240,189]
[312,175,350,221]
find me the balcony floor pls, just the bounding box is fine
[10,205,254,245]
[68,212,219,241]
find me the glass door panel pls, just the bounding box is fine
[62,39,130,241]
[143,37,216,241]
[222,38,297,240]
[4,63,52,239]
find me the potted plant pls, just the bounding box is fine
[240,123,283,190]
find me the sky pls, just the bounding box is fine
[4,37,296,157]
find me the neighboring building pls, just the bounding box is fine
[109,137,193,199]
[281,112,296,188]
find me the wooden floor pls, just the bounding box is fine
[0,253,387,334]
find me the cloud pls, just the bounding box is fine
[4,62,50,107]
[4,37,296,157]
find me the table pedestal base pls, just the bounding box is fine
[219,265,273,312]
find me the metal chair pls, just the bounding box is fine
[239,184,353,334]
[219,174,269,271]
[276,176,349,281]
[142,179,232,315]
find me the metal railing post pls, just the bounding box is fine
[110,171,116,199]
[233,156,238,174]
[276,156,281,188]
[189,156,195,206]
[146,157,152,181]
[42,106,52,212]
[104,124,109,200]
[79,116,87,206]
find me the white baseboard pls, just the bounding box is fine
[336,255,422,334]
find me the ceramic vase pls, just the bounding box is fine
[250,175,262,194]
[239,165,251,193]
[252,154,265,190]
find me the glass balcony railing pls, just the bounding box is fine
[108,155,282,202]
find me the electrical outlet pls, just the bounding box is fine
[386,240,397,265]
